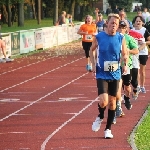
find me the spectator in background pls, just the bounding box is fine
[114,5,119,14]
[65,14,70,24]
[142,8,150,23]
[106,6,112,16]
[56,11,66,26]
[137,11,142,16]
[68,15,74,26]
[0,36,14,63]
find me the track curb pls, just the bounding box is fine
[129,105,150,150]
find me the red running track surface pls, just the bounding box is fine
[0,43,150,150]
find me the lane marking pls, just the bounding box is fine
[0,132,29,134]
[58,97,85,101]
[0,57,84,93]
[0,72,88,122]
[0,56,58,76]
[0,98,20,102]
[41,97,99,150]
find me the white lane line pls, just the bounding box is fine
[0,57,84,93]
[0,56,58,76]
[0,72,88,122]
[41,97,99,150]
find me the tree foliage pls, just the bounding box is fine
[139,0,150,9]
[108,0,133,12]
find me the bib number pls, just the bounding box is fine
[104,61,119,72]
[85,35,92,40]
[98,27,103,32]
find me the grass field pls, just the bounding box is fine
[135,106,150,150]
[1,12,150,149]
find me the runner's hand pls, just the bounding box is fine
[122,65,127,75]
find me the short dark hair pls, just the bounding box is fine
[132,15,145,24]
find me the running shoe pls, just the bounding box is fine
[141,87,146,93]
[104,129,113,139]
[124,98,132,110]
[132,92,138,100]
[116,101,122,117]
[0,59,6,63]
[6,58,14,62]
[92,117,103,132]
[120,111,125,117]
[86,64,92,72]
[137,86,141,93]
[86,64,89,71]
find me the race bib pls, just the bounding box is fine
[85,35,92,40]
[104,61,119,72]
[98,27,103,32]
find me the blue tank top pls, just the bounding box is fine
[96,20,105,32]
[96,32,123,80]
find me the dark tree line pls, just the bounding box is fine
[0,0,149,27]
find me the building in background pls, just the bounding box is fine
[93,0,109,14]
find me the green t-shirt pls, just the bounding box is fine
[123,34,138,69]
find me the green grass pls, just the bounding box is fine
[1,18,79,33]
[1,12,137,33]
[134,106,150,150]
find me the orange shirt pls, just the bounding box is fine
[80,24,97,42]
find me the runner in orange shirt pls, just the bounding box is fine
[77,15,97,71]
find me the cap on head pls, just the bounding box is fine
[119,20,127,27]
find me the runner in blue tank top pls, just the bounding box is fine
[95,8,105,33]
[90,13,128,139]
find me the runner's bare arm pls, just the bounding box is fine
[121,37,128,73]
[146,36,150,46]
[0,40,7,58]
[77,29,88,35]
[90,37,98,72]
[129,48,138,55]
[122,37,128,63]
[138,42,146,51]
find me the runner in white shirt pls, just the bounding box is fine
[132,16,150,93]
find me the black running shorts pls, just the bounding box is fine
[97,79,120,97]
[139,55,148,65]
[82,41,92,58]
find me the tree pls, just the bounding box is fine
[139,0,150,9]
[108,0,133,12]
[53,0,58,25]
[68,0,75,18]
[37,0,41,24]
[7,0,11,27]
[18,0,24,26]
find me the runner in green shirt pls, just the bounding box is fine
[112,20,138,124]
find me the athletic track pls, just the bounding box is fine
[0,41,150,150]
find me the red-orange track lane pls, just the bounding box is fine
[0,49,150,150]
